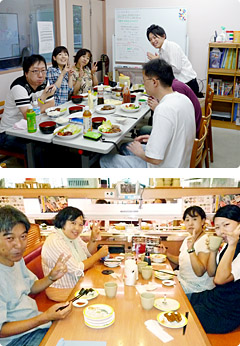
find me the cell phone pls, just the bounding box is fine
[94,61,102,70]
[83,132,102,141]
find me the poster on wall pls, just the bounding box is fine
[38,196,68,213]
[37,21,54,54]
[215,194,240,209]
[0,196,25,212]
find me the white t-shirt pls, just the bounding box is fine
[178,234,215,294]
[0,75,52,133]
[145,92,195,168]
[159,39,197,83]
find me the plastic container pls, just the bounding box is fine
[210,48,222,68]
[83,106,92,134]
[97,85,104,105]
[216,26,226,42]
[87,90,94,111]
[26,109,37,133]
[32,97,41,118]
[122,82,131,104]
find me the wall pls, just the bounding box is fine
[0,0,104,101]
[105,0,240,91]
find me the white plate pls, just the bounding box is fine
[121,103,141,113]
[55,116,69,125]
[46,107,67,118]
[84,316,115,329]
[55,124,82,139]
[154,271,174,280]
[72,299,88,308]
[104,261,120,268]
[157,311,188,329]
[95,104,116,115]
[74,289,99,300]
[154,298,180,311]
[98,124,122,137]
[83,304,114,320]
[162,280,175,287]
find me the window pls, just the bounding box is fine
[73,5,82,51]
[0,0,55,71]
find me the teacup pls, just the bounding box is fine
[104,282,118,298]
[141,266,152,280]
[137,261,148,273]
[140,292,155,310]
[209,235,223,251]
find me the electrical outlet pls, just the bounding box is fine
[104,191,115,198]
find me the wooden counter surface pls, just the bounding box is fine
[40,259,211,346]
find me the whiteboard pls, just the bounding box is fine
[115,8,187,64]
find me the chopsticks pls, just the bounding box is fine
[55,291,84,311]
[183,312,189,335]
[154,270,177,276]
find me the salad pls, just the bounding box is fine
[57,124,81,136]
[123,104,140,110]
[98,120,121,134]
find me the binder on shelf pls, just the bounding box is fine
[231,50,237,69]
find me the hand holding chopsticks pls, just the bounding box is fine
[56,288,90,312]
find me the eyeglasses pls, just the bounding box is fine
[29,69,47,75]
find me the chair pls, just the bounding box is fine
[0,101,28,167]
[199,103,212,168]
[190,121,208,168]
[205,85,214,163]
[23,224,44,262]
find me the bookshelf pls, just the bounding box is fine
[207,43,240,130]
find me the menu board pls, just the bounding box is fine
[0,196,25,212]
[115,8,187,63]
[182,195,216,214]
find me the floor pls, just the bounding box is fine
[1,116,239,168]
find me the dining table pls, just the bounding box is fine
[5,96,150,168]
[39,256,211,346]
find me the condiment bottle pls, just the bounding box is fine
[26,107,37,133]
[97,84,104,105]
[144,251,151,265]
[32,94,41,118]
[122,82,131,104]
[87,90,94,111]
[83,106,92,134]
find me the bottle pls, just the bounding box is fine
[97,84,104,105]
[26,108,37,133]
[216,26,226,42]
[143,251,151,265]
[32,94,41,118]
[88,90,94,111]
[122,82,131,104]
[83,106,92,134]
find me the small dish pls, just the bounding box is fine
[46,107,67,118]
[121,103,141,113]
[95,104,116,115]
[151,254,167,263]
[73,299,88,308]
[162,280,175,287]
[154,298,180,311]
[157,311,187,329]
[115,117,127,124]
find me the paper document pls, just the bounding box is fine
[37,21,54,54]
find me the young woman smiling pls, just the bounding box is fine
[160,206,214,296]
[72,48,98,95]
[46,46,74,105]
[41,207,108,302]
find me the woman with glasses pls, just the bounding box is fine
[190,205,240,334]
[47,46,74,105]
[41,207,109,302]
[72,48,98,95]
[0,54,56,156]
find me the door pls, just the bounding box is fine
[66,0,91,64]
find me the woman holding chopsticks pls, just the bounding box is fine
[190,205,240,334]
[159,206,214,297]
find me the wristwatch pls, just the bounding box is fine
[187,248,195,253]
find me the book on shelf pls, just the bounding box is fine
[208,78,233,96]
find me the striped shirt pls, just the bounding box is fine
[41,230,91,289]
[0,75,53,133]
[46,66,73,105]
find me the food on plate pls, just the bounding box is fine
[123,103,140,110]
[115,223,125,230]
[101,105,115,111]
[98,120,121,134]
[164,311,182,323]
[57,124,81,137]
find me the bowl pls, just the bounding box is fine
[39,121,56,134]
[116,117,127,124]
[71,95,83,104]
[92,116,106,129]
[69,106,84,114]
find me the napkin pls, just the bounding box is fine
[13,119,27,130]
[145,320,173,343]
[135,284,161,294]
[110,272,122,281]
[97,288,106,296]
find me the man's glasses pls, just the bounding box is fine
[29,69,47,75]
